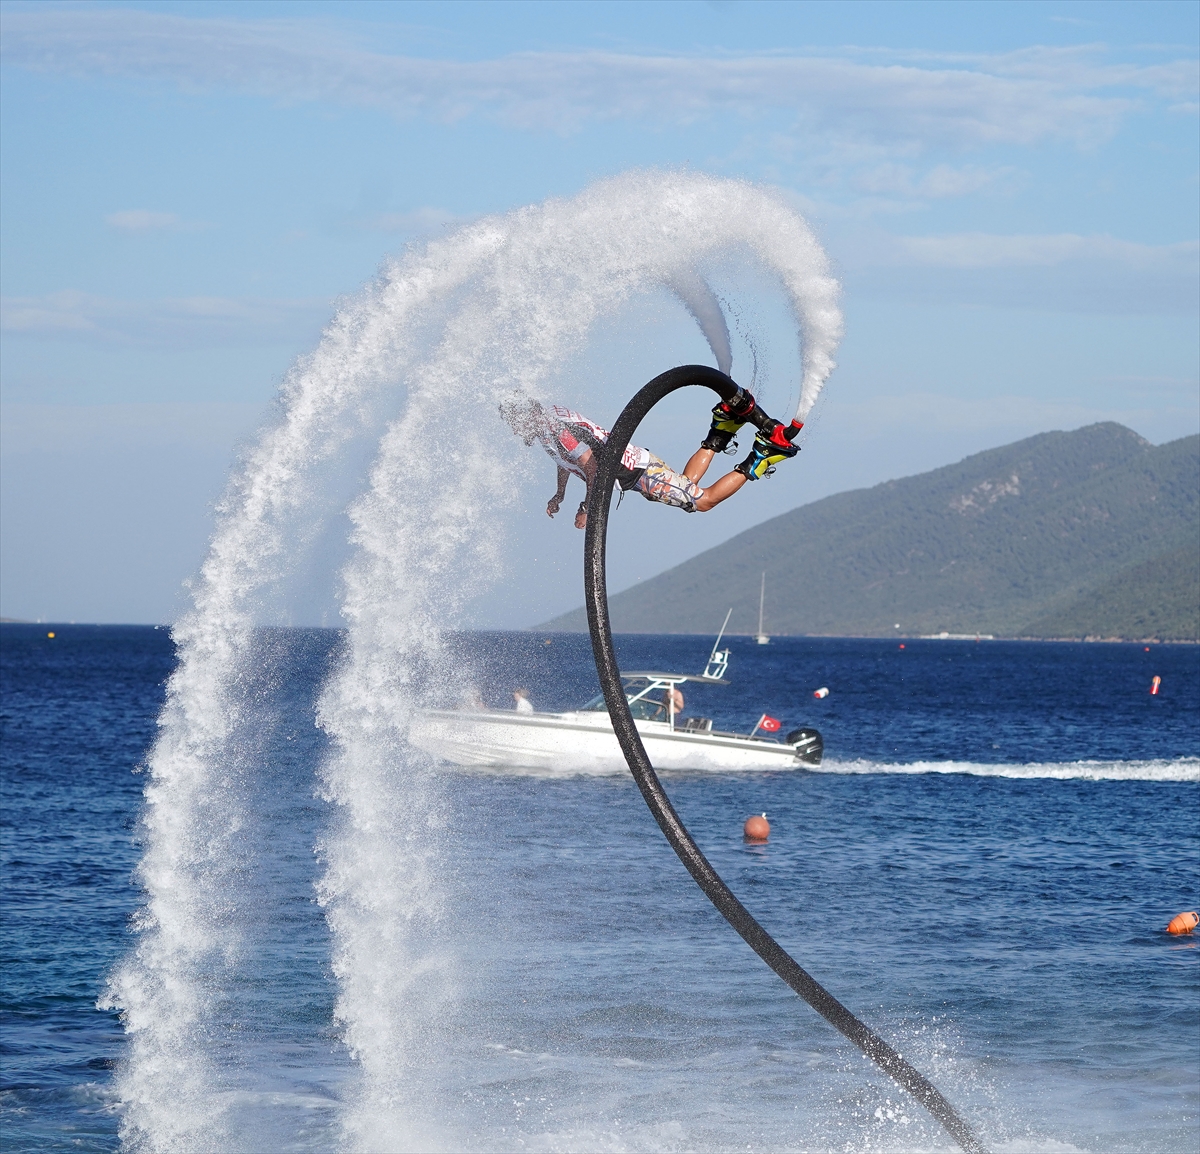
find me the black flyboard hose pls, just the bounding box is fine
[582,365,988,1154]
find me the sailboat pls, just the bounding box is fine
[755,572,770,645]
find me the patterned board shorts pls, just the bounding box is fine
[634,454,702,512]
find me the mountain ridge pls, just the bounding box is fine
[538,423,1199,641]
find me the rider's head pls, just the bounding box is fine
[499,396,545,446]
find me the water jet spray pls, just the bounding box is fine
[112,171,848,1147]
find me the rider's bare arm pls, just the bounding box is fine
[573,448,596,529]
[547,466,571,517]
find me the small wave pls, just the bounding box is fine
[814,757,1199,783]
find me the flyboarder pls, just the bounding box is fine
[502,389,802,529]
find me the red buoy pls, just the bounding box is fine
[743,813,770,842]
[1166,910,1198,935]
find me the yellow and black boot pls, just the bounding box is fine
[734,419,803,480]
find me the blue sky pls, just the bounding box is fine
[1,0,1197,624]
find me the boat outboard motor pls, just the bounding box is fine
[786,726,823,765]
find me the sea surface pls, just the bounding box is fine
[2,624,1197,1153]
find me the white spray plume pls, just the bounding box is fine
[668,268,733,377]
[105,170,841,1152]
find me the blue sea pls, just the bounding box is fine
[2,623,1197,1152]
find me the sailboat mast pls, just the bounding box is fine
[758,572,765,636]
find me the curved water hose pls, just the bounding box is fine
[582,365,989,1154]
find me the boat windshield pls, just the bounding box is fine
[580,684,669,722]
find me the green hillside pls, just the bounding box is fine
[540,424,1199,641]
[1022,546,1199,640]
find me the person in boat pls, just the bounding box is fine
[501,390,801,529]
[629,687,684,723]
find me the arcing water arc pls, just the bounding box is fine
[102,171,842,1151]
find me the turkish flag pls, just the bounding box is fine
[758,714,782,732]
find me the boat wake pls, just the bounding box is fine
[424,756,1200,783]
[815,757,1200,783]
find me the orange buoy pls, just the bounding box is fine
[1166,910,1198,935]
[743,813,770,841]
[1150,676,1161,696]
[47,631,55,639]
[813,686,830,699]
[898,643,905,649]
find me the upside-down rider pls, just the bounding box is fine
[503,388,802,529]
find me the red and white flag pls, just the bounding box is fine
[758,714,782,732]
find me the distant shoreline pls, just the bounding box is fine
[2,620,1195,644]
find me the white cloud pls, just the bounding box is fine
[837,232,1199,315]
[0,291,331,347]
[853,163,1023,199]
[104,209,211,233]
[350,207,462,234]
[105,209,182,232]
[978,47,1195,98]
[3,7,1192,155]
[1091,373,1200,397]
[894,232,1199,270]
[845,43,1197,101]
[0,400,266,455]
[832,389,1197,441]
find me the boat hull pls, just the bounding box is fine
[411,709,813,774]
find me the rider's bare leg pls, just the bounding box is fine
[683,447,715,483]
[693,470,747,512]
[683,445,749,511]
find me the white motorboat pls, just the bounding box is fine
[410,625,822,775]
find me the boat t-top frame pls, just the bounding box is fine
[589,608,736,729]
